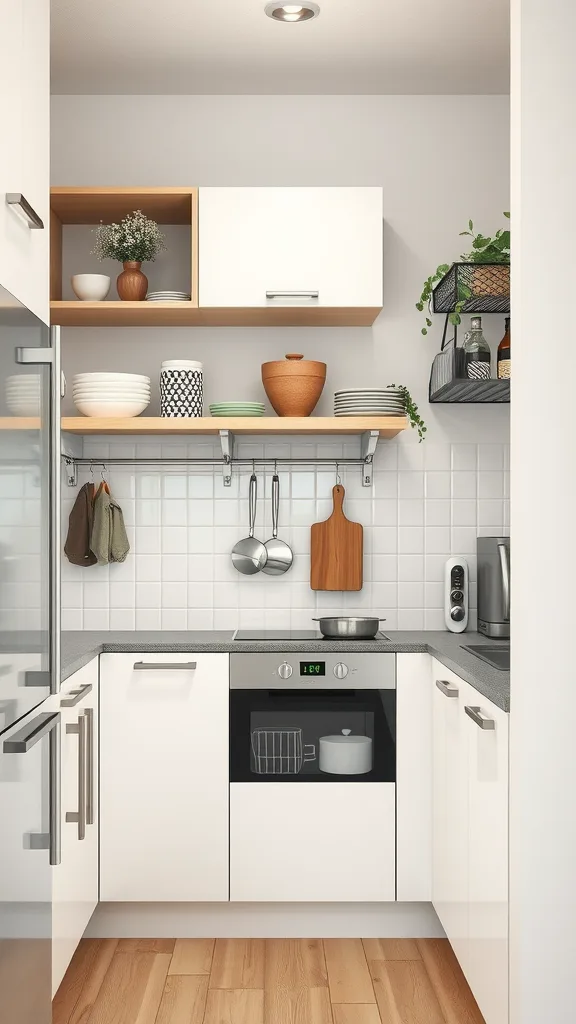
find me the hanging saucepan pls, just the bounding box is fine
[312,616,386,640]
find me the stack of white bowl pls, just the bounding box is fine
[6,375,42,416]
[72,373,151,418]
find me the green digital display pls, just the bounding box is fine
[300,662,326,676]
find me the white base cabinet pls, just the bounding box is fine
[230,783,395,902]
[199,187,383,310]
[52,659,99,995]
[99,653,229,902]
[432,659,509,1024]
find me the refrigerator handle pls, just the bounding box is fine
[16,328,61,696]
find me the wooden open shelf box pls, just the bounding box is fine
[58,416,408,439]
[50,187,198,326]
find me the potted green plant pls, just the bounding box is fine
[92,210,166,301]
[416,213,510,335]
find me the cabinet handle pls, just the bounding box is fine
[498,542,510,622]
[435,678,458,698]
[61,682,93,706]
[6,193,45,229]
[3,712,62,865]
[85,708,95,826]
[133,661,197,671]
[464,705,496,730]
[266,290,319,299]
[66,715,87,840]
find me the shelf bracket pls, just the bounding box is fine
[219,430,235,487]
[360,430,379,487]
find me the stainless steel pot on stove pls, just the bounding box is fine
[312,616,386,639]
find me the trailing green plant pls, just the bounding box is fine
[390,385,427,442]
[92,210,166,264]
[416,212,510,335]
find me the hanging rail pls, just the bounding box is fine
[61,428,380,488]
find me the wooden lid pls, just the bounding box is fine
[262,353,327,378]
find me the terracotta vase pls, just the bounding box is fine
[116,261,148,301]
[261,353,327,417]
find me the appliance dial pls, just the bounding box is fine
[333,662,349,679]
[277,662,293,679]
[451,590,464,602]
[450,605,466,622]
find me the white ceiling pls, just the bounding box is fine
[51,0,510,95]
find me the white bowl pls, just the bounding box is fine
[72,384,151,394]
[73,373,150,384]
[71,274,111,302]
[6,400,41,416]
[73,393,150,403]
[74,398,150,418]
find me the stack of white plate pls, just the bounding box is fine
[334,387,406,416]
[146,291,191,302]
[6,375,42,416]
[72,373,151,418]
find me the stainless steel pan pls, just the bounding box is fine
[312,616,386,639]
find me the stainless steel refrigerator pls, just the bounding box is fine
[0,285,60,1024]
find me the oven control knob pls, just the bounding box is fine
[333,662,349,679]
[277,662,293,679]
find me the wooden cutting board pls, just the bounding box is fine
[310,484,363,591]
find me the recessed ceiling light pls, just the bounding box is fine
[264,2,320,22]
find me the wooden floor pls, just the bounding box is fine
[53,938,486,1024]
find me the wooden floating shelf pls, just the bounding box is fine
[50,302,380,328]
[430,379,510,404]
[0,417,41,430]
[60,416,408,438]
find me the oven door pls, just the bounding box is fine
[230,688,395,783]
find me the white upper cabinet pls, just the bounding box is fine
[199,187,383,314]
[0,0,49,321]
[99,653,229,902]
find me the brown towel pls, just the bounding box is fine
[64,483,97,566]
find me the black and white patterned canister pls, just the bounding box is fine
[160,360,203,417]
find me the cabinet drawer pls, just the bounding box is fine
[230,782,395,902]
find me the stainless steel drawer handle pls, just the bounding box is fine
[465,705,496,730]
[6,193,45,229]
[435,679,458,698]
[85,708,95,826]
[66,715,87,840]
[61,682,93,706]
[3,712,62,865]
[266,290,319,299]
[133,661,197,671]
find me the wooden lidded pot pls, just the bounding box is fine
[261,353,326,417]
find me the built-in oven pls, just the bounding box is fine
[229,653,395,783]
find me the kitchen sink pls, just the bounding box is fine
[461,644,510,671]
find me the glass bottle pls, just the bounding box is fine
[463,316,491,380]
[497,317,511,379]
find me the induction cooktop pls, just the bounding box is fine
[232,629,389,641]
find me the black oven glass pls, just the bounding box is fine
[230,689,395,783]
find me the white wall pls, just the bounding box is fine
[52,95,510,627]
[510,3,576,1022]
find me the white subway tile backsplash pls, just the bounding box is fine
[451,444,477,471]
[452,472,477,500]
[425,472,451,499]
[478,471,504,499]
[398,472,424,500]
[61,435,509,632]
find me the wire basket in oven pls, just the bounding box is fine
[250,727,316,775]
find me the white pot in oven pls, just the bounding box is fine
[319,729,373,775]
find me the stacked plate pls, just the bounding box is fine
[146,291,191,302]
[209,402,265,418]
[6,374,41,416]
[334,387,406,417]
[73,372,151,418]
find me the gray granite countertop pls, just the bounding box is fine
[61,630,509,712]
